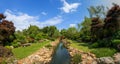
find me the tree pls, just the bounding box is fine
[0,14,15,46]
[60,29,67,37]
[0,14,6,21]
[26,25,40,38]
[61,27,78,40]
[88,5,106,18]
[91,17,103,42]
[77,23,81,32]
[104,4,120,38]
[48,26,57,37]
[79,17,91,42]
[42,26,60,40]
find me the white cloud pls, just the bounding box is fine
[60,0,80,13]
[41,12,47,15]
[69,24,76,27]
[41,16,62,27]
[4,9,62,31]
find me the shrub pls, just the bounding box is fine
[91,48,117,58]
[0,46,13,57]
[72,54,82,64]
[97,39,112,47]
[1,60,7,64]
[11,40,20,48]
[112,39,120,49]
[45,44,52,48]
[5,46,12,50]
[90,42,99,48]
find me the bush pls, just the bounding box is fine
[97,39,112,47]
[1,60,7,64]
[90,42,99,48]
[91,48,117,58]
[72,54,82,64]
[45,44,52,48]
[11,40,20,48]
[112,39,120,45]
[0,46,13,57]
[5,46,12,50]
[112,39,120,49]
[48,37,55,41]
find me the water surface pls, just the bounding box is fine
[50,42,70,64]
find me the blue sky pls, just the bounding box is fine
[0,0,119,30]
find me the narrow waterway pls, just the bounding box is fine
[50,42,70,64]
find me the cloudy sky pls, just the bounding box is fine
[0,0,119,31]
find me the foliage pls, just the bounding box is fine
[104,4,120,38]
[26,25,40,38]
[45,43,52,49]
[1,60,7,64]
[91,17,103,42]
[11,40,20,48]
[61,27,79,40]
[0,46,13,57]
[72,54,82,64]
[42,26,60,40]
[87,5,106,18]
[90,42,99,48]
[112,39,120,49]
[0,14,15,46]
[79,17,91,42]
[70,40,117,58]
[89,4,120,48]
[91,48,117,58]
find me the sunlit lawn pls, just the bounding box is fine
[70,40,117,58]
[12,41,50,59]
[70,41,91,52]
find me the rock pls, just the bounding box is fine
[97,57,115,64]
[68,47,97,64]
[113,53,120,64]
[10,46,14,49]
[92,60,98,64]
[82,54,88,59]
[21,43,31,47]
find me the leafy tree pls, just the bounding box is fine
[42,26,59,39]
[26,25,40,38]
[60,29,68,38]
[0,14,15,46]
[104,4,120,38]
[88,5,106,18]
[52,30,60,38]
[91,17,103,42]
[61,27,78,40]
[79,17,91,42]
[48,26,57,37]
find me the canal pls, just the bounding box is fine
[50,42,70,64]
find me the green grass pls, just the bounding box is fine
[70,41,91,52]
[12,41,50,59]
[70,40,117,58]
[91,48,116,58]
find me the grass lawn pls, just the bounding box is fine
[70,41,91,52]
[70,40,117,58]
[12,41,50,59]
